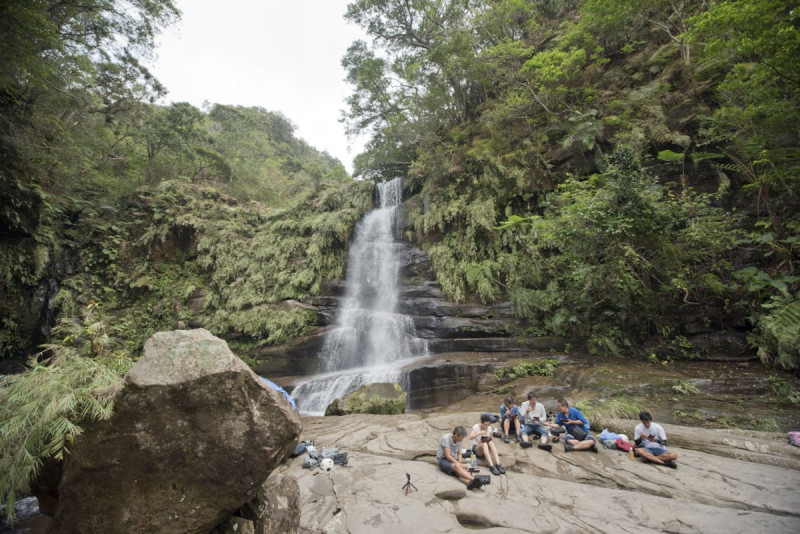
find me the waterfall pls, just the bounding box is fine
[292,178,427,414]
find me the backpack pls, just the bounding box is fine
[289,440,314,458]
[481,412,500,424]
[302,445,349,469]
[615,438,634,452]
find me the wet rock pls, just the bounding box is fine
[251,330,328,376]
[687,331,756,361]
[37,328,301,534]
[406,363,493,409]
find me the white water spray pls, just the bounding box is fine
[292,178,427,414]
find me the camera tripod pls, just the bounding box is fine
[402,473,418,496]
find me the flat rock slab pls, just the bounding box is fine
[277,413,800,533]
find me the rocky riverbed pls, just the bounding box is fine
[280,412,800,533]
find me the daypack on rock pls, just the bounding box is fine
[481,412,500,424]
[302,445,349,469]
[615,438,634,452]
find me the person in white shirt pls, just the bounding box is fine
[519,392,557,451]
[469,414,506,475]
[633,411,677,468]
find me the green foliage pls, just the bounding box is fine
[0,304,128,524]
[752,297,800,371]
[494,358,563,380]
[575,397,644,423]
[768,375,800,406]
[671,380,700,395]
[501,147,739,354]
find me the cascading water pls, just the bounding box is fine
[292,177,427,414]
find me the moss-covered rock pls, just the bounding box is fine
[324,383,406,416]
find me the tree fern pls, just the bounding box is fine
[0,307,127,525]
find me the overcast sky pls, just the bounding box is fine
[148,0,369,174]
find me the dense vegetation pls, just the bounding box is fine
[1,0,799,521]
[0,1,372,364]
[342,0,799,367]
[0,1,374,518]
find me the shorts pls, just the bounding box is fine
[565,433,595,442]
[645,446,668,456]
[438,457,455,475]
[521,423,549,437]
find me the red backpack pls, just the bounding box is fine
[615,438,634,452]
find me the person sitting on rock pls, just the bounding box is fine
[554,398,598,453]
[437,426,483,490]
[519,392,555,451]
[633,411,678,468]
[470,414,506,475]
[500,396,522,443]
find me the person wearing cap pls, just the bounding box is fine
[633,411,678,468]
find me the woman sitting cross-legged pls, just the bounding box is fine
[470,414,506,475]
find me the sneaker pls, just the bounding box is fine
[497,465,506,474]
[503,434,510,443]
[590,443,599,453]
[663,461,678,469]
[564,444,574,452]
[520,441,533,449]
[467,477,483,490]
[537,444,553,452]
[490,465,501,475]
[552,436,560,443]
[515,435,522,443]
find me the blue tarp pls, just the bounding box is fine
[259,376,297,411]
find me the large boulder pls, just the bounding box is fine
[41,328,301,534]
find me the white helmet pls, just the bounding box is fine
[320,458,334,471]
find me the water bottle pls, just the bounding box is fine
[628,448,635,460]
[472,454,478,471]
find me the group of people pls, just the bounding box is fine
[436,393,678,490]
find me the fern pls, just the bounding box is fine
[0,349,125,525]
[755,297,800,371]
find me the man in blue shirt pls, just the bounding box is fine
[554,398,598,453]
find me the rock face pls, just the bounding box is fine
[406,362,493,409]
[279,413,800,533]
[39,328,302,534]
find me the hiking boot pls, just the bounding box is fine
[467,477,483,490]
[564,444,574,452]
[515,434,522,443]
[503,434,510,443]
[490,465,501,475]
[590,443,599,453]
[497,465,506,474]
[663,461,678,469]
[537,444,553,452]
[520,441,533,449]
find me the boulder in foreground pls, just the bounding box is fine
[38,328,301,534]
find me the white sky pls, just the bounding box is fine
[148,0,369,174]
